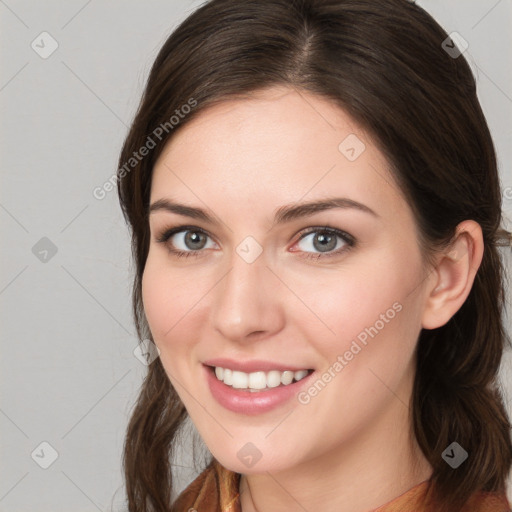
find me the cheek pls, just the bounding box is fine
[289,253,418,341]
[141,263,190,390]
[141,262,172,338]
[289,250,424,391]
[142,256,198,336]
[141,259,192,360]
[141,256,214,376]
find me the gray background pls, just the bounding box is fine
[1,1,511,510]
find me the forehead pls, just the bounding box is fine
[150,86,408,223]
[157,86,365,164]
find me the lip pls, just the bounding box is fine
[203,363,315,415]
[203,358,313,373]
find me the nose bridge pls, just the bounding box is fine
[211,244,283,341]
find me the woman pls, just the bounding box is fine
[116,0,512,511]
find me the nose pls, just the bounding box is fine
[211,248,285,343]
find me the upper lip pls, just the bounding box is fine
[203,358,313,373]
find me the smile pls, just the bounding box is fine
[203,363,316,415]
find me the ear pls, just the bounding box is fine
[421,220,484,330]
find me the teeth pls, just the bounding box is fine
[232,371,248,389]
[267,370,282,388]
[212,366,311,391]
[224,368,233,386]
[249,371,267,389]
[294,370,309,381]
[281,370,294,385]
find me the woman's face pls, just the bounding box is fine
[143,86,434,474]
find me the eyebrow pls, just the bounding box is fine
[149,196,378,226]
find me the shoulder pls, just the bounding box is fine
[461,489,511,512]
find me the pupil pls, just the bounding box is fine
[314,232,335,252]
[186,231,205,249]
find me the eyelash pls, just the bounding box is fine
[155,224,356,261]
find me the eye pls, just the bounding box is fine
[155,224,355,261]
[292,227,355,260]
[155,225,217,258]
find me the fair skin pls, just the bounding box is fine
[142,86,484,512]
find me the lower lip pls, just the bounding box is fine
[203,364,315,415]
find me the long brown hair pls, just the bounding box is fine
[116,1,512,510]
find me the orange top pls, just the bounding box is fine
[172,457,511,512]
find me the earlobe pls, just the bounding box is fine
[421,220,484,330]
